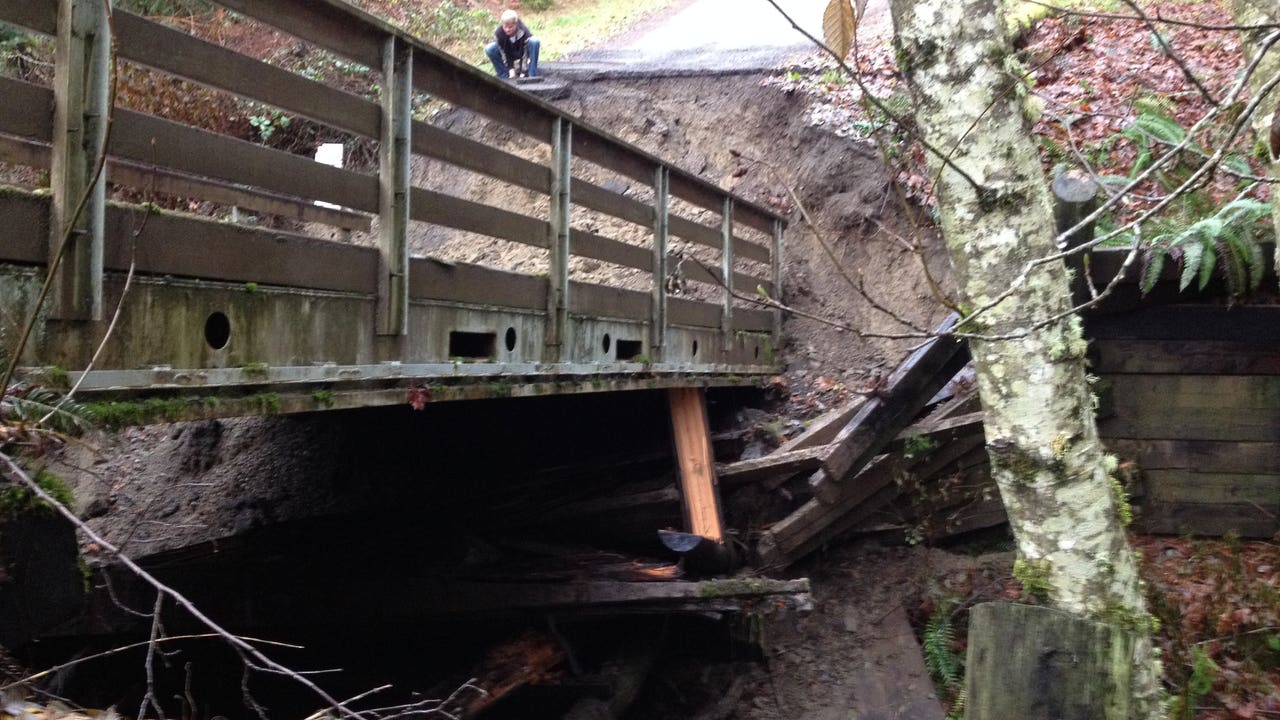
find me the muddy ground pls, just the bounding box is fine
[38,73,979,718]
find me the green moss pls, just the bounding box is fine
[904,434,938,460]
[250,392,281,414]
[40,365,71,390]
[1013,556,1054,602]
[0,470,74,517]
[243,282,259,293]
[311,390,335,408]
[487,383,511,398]
[84,396,203,428]
[241,362,271,378]
[1099,601,1160,635]
[698,577,770,598]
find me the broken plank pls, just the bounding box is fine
[809,315,969,498]
[774,398,868,453]
[415,577,813,615]
[716,445,829,489]
[760,455,899,563]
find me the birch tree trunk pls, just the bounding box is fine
[888,0,1162,715]
[1232,0,1280,241]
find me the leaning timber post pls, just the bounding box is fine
[1052,167,1099,305]
[666,387,731,571]
[377,36,412,336]
[49,0,110,321]
[546,118,572,363]
[720,197,734,356]
[771,218,784,347]
[966,603,1136,720]
[650,166,670,361]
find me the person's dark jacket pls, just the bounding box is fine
[492,21,532,67]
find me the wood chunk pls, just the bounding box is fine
[716,445,830,489]
[809,315,969,496]
[773,398,868,453]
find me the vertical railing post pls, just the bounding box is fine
[720,197,734,355]
[650,166,670,362]
[377,36,412,336]
[545,118,572,363]
[772,218,784,348]
[49,0,110,321]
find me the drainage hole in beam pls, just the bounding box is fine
[602,333,612,355]
[617,339,643,361]
[692,340,699,357]
[449,331,496,361]
[505,327,517,352]
[204,311,231,350]
[754,345,760,359]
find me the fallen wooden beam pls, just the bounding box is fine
[716,444,829,489]
[413,577,813,615]
[808,316,969,502]
[773,397,869,453]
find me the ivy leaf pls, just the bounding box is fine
[823,0,858,60]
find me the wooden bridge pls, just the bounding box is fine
[0,0,787,419]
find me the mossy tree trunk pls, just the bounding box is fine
[1232,0,1280,241]
[888,0,1162,716]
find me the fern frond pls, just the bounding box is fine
[1177,240,1203,292]
[1196,236,1216,292]
[924,603,963,690]
[3,386,95,436]
[1139,249,1166,296]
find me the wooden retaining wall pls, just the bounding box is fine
[1088,304,1280,537]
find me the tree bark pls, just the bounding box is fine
[1231,0,1280,242]
[888,0,1162,715]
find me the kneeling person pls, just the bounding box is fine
[485,10,541,78]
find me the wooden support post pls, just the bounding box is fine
[48,0,110,321]
[771,218,784,346]
[720,197,734,353]
[545,118,572,362]
[667,387,725,544]
[965,603,1136,720]
[377,36,412,336]
[1053,167,1099,304]
[651,166,670,361]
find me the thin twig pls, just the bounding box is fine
[0,452,370,720]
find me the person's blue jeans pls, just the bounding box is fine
[485,37,540,78]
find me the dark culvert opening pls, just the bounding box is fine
[17,390,771,719]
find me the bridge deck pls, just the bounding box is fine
[0,0,787,419]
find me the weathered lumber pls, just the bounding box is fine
[758,411,990,566]
[965,603,1137,720]
[1092,339,1280,375]
[716,445,829,489]
[757,455,899,566]
[418,577,813,615]
[808,315,969,501]
[842,606,946,720]
[774,398,869,454]
[1102,439,1280,474]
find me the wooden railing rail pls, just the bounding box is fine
[0,0,786,364]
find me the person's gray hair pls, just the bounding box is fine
[501,9,519,24]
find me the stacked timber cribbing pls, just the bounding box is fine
[1087,304,1280,538]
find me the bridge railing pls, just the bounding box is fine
[0,0,786,405]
